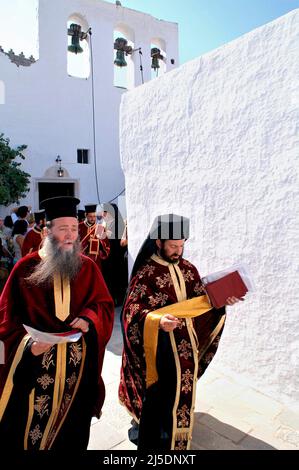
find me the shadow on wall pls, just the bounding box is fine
[192,413,276,450]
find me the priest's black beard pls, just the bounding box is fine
[159,245,184,264]
[27,235,82,285]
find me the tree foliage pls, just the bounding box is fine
[0,133,30,205]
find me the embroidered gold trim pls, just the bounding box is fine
[89,238,100,255]
[198,315,226,361]
[0,334,31,421]
[144,296,212,388]
[173,264,187,301]
[145,255,217,450]
[53,274,70,321]
[39,343,66,449]
[184,318,199,450]
[169,329,183,450]
[24,389,35,449]
[47,338,87,449]
[151,253,178,267]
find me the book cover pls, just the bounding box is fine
[204,270,248,309]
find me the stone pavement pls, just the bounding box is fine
[88,309,299,451]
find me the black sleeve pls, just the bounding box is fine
[13,338,41,391]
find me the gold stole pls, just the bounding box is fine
[81,223,100,256]
[144,295,213,388]
[144,254,212,388]
[23,249,72,449]
[143,254,225,450]
[39,247,71,321]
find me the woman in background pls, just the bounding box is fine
[11,219,28,264]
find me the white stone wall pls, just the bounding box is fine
[120,10,299,409]
[0,0,178,214]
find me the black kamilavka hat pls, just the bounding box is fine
[34,210,45,223]
[149,213,189,240]
[84,204,97,213]
[41,196,80,221]
[130,213,189,279]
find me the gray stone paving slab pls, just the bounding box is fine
[198,411,253,444]
[191,421,247,450]
[88,418,127,450]
[275,408,299,431]
[275,426,299,448]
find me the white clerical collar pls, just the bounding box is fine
[84,220,95,228]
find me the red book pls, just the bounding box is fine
[205,270,248,309]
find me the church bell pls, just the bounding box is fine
[114,37,132,67]
[114,49,127,67]
[68,24,84,54]
[151,47,163,70]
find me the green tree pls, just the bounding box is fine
[0,133,30,205]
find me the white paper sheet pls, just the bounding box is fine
[23,324,82,344]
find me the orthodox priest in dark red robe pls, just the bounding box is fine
[0,196,114,450]
[21,210,46,257]
[119,214,241,451]
[78,204,110,272]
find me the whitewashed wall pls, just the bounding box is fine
[120,10,299,409]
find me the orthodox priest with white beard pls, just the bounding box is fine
[0,196,114,450]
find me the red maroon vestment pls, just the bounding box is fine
[21,227,43,257]
[119,254,226,450]
[0,252,114,450]
[79,221,110,271]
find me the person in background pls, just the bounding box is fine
[0,216,14,264]
[2,216,13,241]
[22,210,46,257]
[120,219,128,248]
[78,204,110,273]
[100,203,128,306]
[77,209,86,223]
[0,238,10,294]
[11,205,30,226]
[0,196,114,450]
[11,219,28,264]
[27,213,35,230]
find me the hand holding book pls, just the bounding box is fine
[202,263,253,309]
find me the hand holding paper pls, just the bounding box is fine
[23,324,82,345]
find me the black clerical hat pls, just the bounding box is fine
[84,204,97,213]
[34,210,45,223]
[41,196,80,221]
[77,209,85,221]
[149,213,189,240]
[129,213,189,280]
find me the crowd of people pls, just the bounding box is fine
[0,197,242,451]
[0,202,128,301]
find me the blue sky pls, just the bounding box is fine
[108,0,299,62]
[0,0,298,63]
